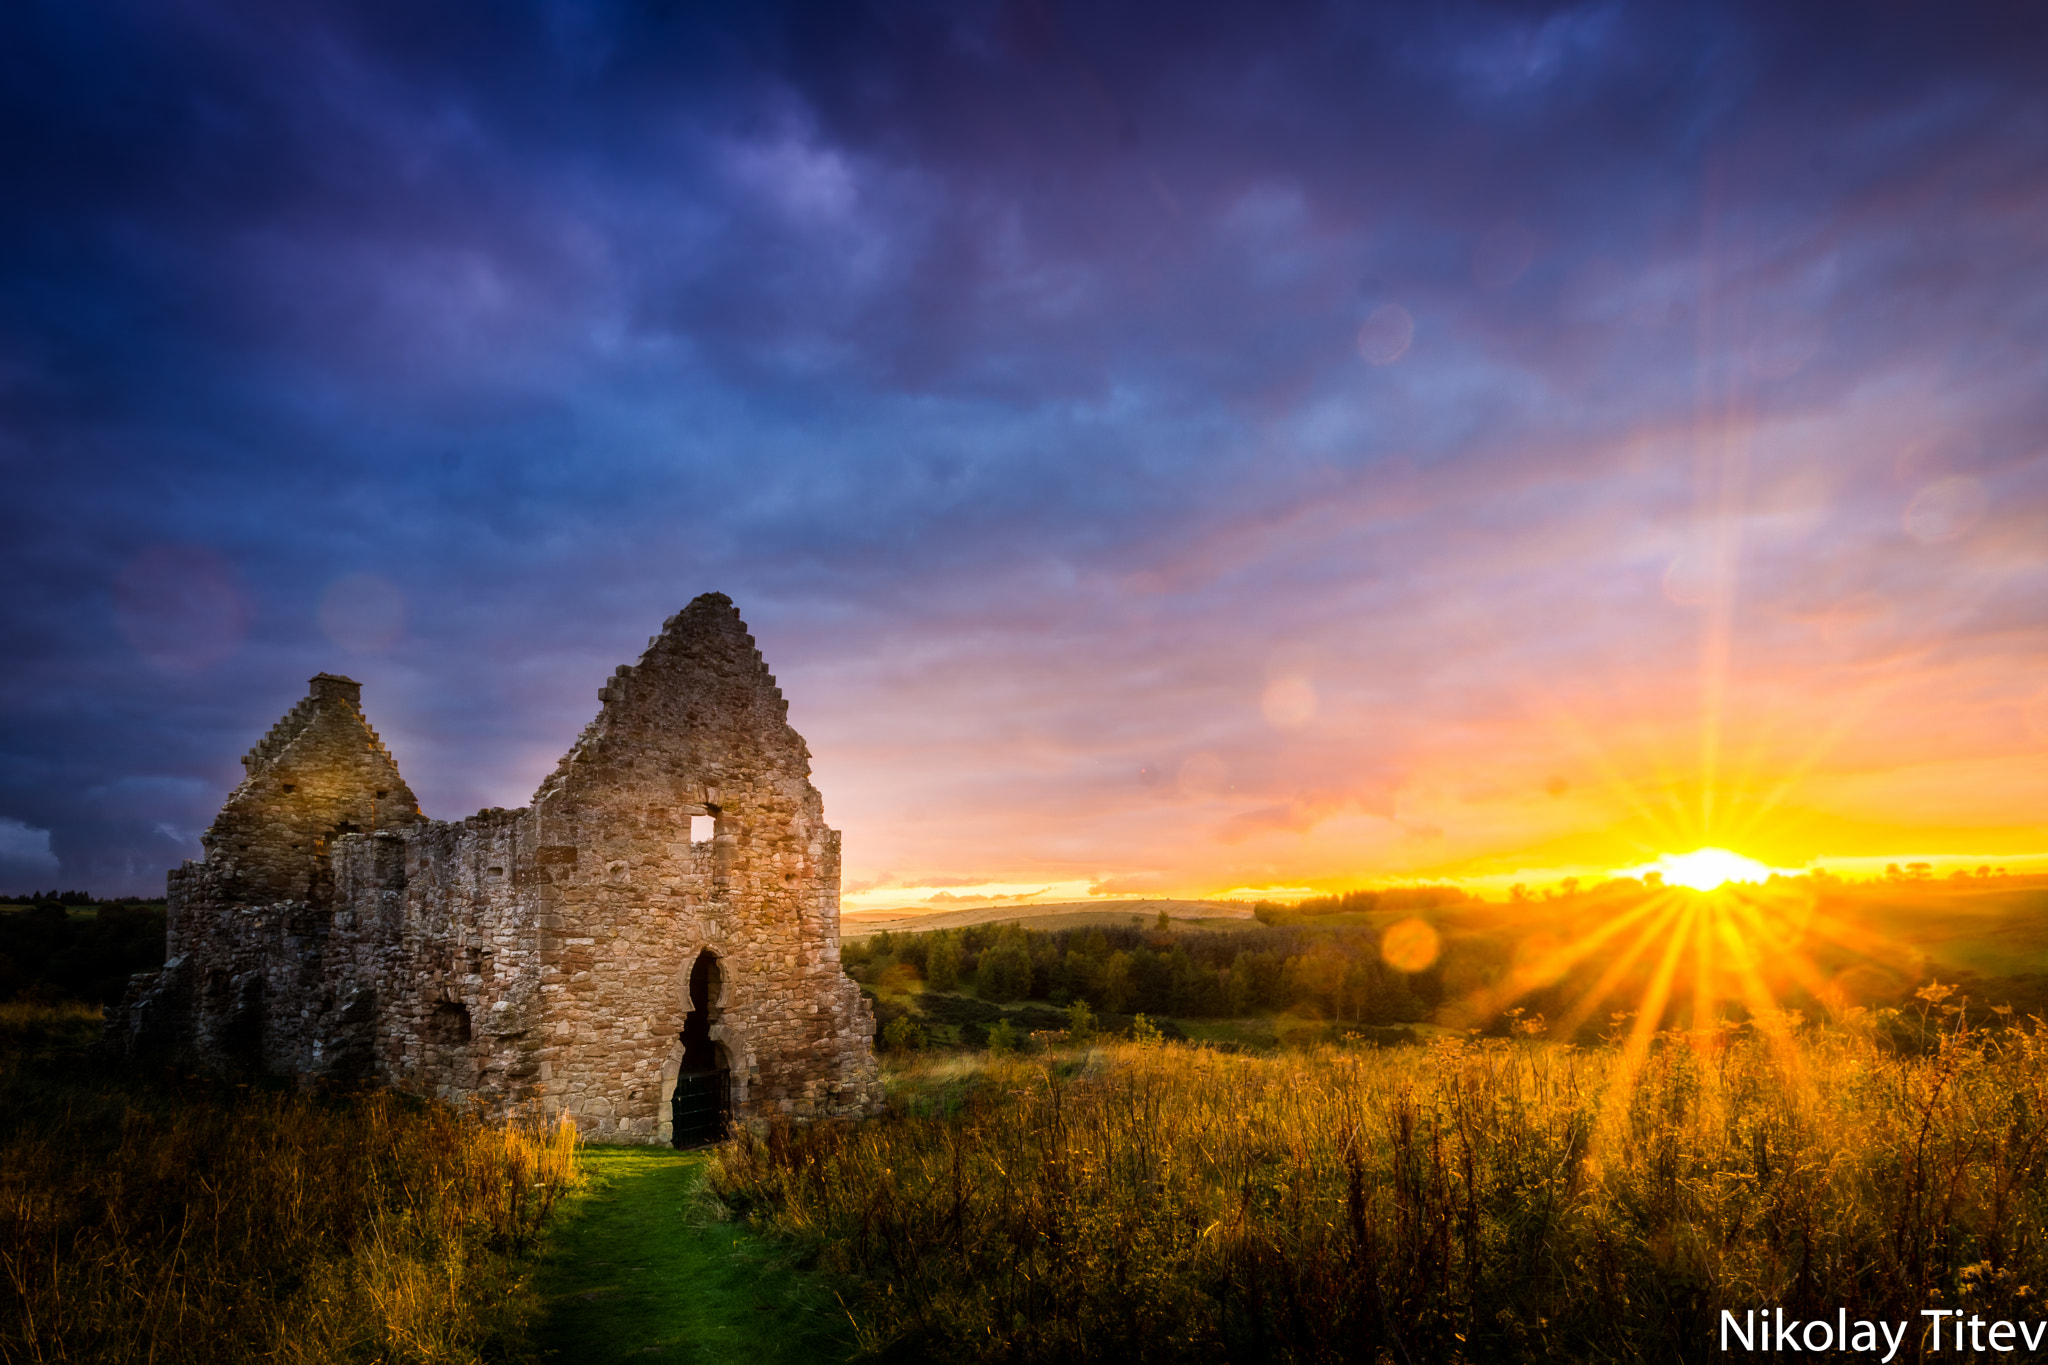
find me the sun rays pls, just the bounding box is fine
[1442,863,1946,1138]
[1638,846,1779,890]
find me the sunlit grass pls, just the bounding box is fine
[0,1001,582,1364]
[716,1011,2048,1362]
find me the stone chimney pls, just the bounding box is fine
[310,673,363,707]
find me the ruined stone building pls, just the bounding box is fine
[110,593,882,1143]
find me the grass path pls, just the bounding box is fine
[531,1146,855,1364]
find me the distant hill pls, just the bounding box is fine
[842,898,1252,940]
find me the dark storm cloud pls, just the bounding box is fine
[3,0,2046,893]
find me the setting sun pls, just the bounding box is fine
[1651,847,1775,892]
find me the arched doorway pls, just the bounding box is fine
[672,950,731,1147]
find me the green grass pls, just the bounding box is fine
[531,1146,856,1364]
[1163,1015,1278,1048]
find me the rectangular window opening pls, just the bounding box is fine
[688,815,713,844]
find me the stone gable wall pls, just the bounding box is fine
[182,672,422,913]
[506,594,880,1140]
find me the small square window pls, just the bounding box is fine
[688,815,713,843]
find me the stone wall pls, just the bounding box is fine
[108,594,882,1141]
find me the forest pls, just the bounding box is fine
[844,873,2048,1049]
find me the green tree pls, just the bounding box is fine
[1241,950,1286,1008]
[1223,966,1253,1017]
[986,1018,1019,1056]
[1066,998,1095,1043]
[925,932,960,992]
[896,932,931,975]
[1287,949,1346,1017]
[1063,949,1099,1003]
[976,942,1034,1002]
[1166,947,1197,1015]
[1366,969,1424,1025]
[1100,950,1134,1012]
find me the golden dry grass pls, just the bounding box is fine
[714,1009,2048,1362]
[0,1002,581,1365]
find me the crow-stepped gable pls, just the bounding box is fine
[109,594,883,1141]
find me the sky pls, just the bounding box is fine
[3,0,2046,906]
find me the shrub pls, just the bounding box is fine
[915,993,1005,1027]
[881,1015,927,1053]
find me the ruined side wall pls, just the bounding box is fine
[324,811,547,1111]
[522,592,881,1142]
[125,862,339,1074]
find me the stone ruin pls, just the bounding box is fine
[108,593,883,1142]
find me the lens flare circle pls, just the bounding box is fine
[1356,304,1414,365]
[1380,917,1441,973]
[1656,847,1771,892]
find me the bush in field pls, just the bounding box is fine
[882,1014,928,1053]
[986,1019,1019,1055]
[0,1001,580,1364]
[716,1016,2048,1363]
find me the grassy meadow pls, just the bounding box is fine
[717,1010,2048,1363]
[0,1001,582,1365]
[8,874,2048,1362]
[794,875,2048,1360]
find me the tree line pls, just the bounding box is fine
[1252,885,1472,923]
[843,919,1446,1026]
[0,900,167,1005]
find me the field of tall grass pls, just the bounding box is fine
[0,1001,581,1365]
[715,1005,2048,1363]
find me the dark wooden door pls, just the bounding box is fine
[672,1069,730,1147]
